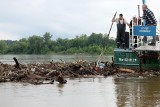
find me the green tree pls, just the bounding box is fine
[8,41,28,54]
[0,41,7,54]
[70,34,87,48]
[43,32,52,46]
[28,35,45,54]
[87,33,103,46]
[43,32,52,52]
[54,38,69,51]
[2,32,116,54]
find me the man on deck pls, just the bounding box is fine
[112,14,130,48]
[142,4,157,45]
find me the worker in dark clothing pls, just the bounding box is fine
[142,4,157,45]
[112,14,130,48]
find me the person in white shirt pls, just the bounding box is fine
[112,14,130,48]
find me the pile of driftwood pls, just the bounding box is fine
[0,57,160,85]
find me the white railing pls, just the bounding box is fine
[129,16,160,49]
[129,16,143,49]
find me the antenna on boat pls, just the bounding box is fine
[142,0,146,4]
[137,5,140,18]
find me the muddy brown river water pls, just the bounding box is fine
[0,77,160,107]
[0,55,160,107]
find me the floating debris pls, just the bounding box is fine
[0,57,159,85]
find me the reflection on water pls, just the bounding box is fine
[0,77,116,107]
[0,77,160,107]
[115,77,160,107]
[57,83,65,96]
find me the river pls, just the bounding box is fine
[0,55,160,107]
[0,54,112,64]
[0,77,160,107]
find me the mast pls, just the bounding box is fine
[142,0,147,26]
[142,0,146,4]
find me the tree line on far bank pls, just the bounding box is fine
[0,32,116,54]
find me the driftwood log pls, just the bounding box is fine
[13,57,21,69]
[57,74,67,84]
[118,68,135,73]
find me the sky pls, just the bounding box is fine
[0,0,159,40]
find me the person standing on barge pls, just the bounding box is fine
[112,13,130,48]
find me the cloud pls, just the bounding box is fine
[0,32,18,40]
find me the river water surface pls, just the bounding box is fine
[0,55,160,107]
[0,54,112,64]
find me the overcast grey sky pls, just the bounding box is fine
[0,0,159,40]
